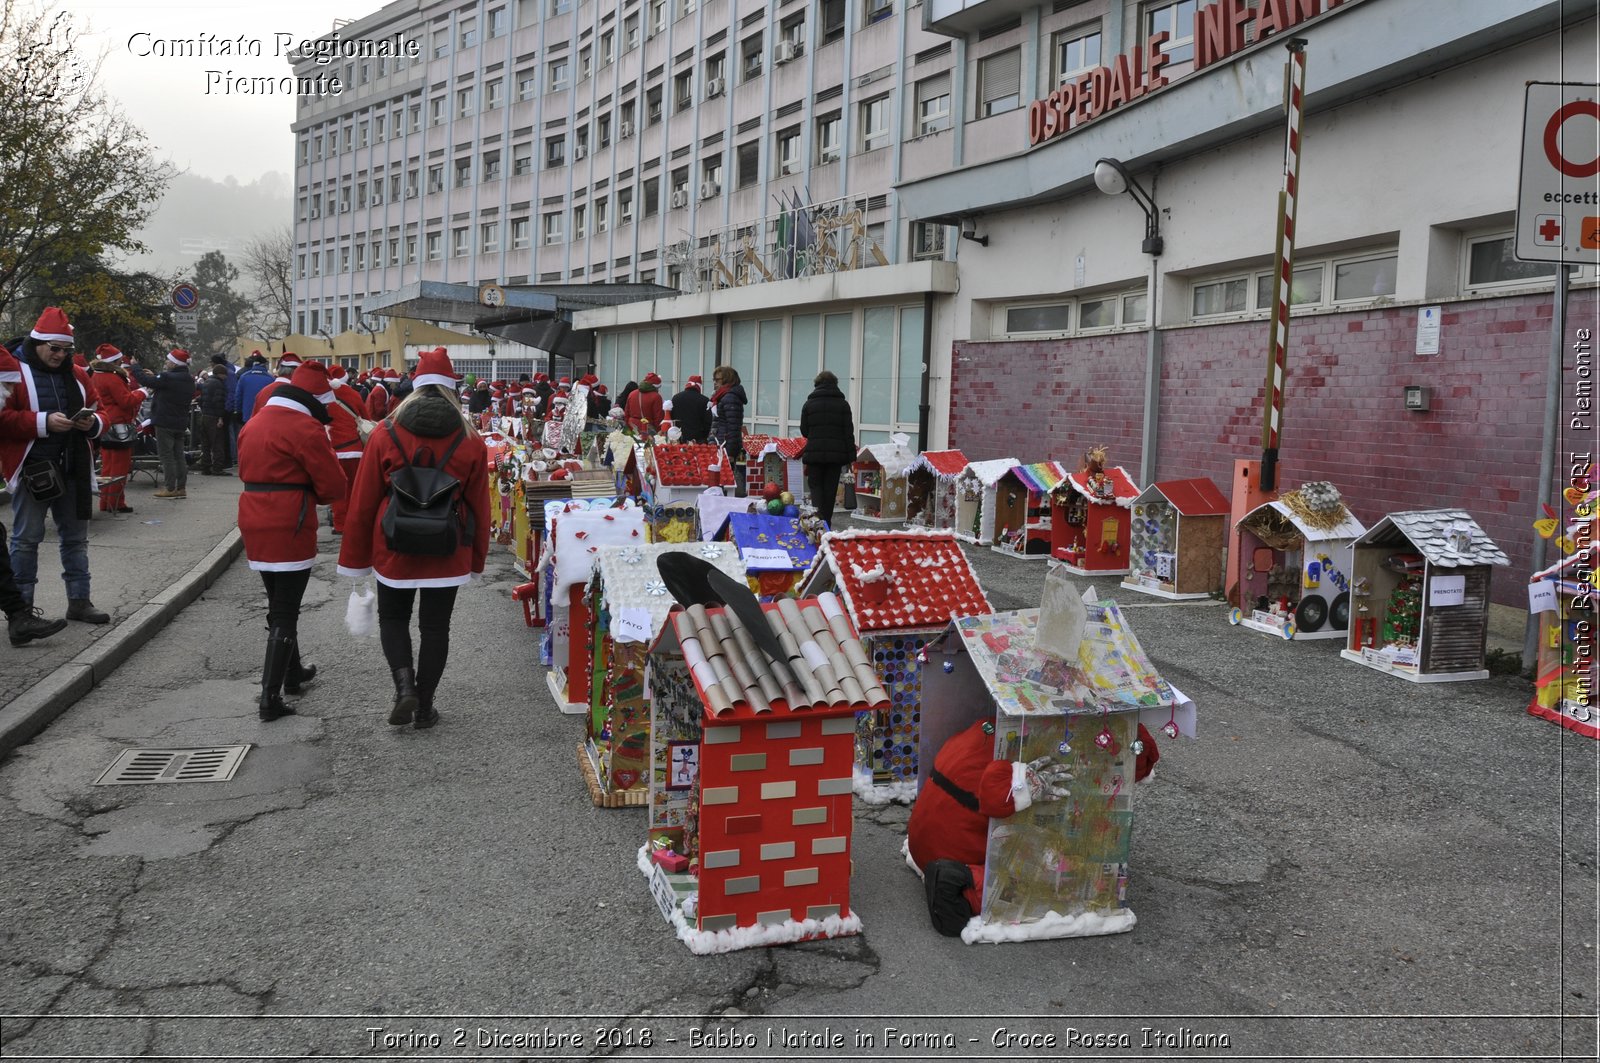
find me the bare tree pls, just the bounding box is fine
[240,225,294,339]
[0,0,173,327]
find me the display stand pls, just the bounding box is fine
[1120,478,1230,599]
[905,450,969,530]
[1230,483,1365,641]
[1341,510,1509,681]
[991,462,1068,559]
[800,529,992,805]
[853,436,916,524]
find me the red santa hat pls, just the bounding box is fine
[412,347,461,390]
[278,352,303,372]
[166,348,192,367]
[534,372,548,382]
[327,364,348,381]
[289,360,335,403]
[642,371,662,387]
[686,374,703,389]
[578,373,599,387]
[29,306,73,344]
[594,384,607,395]
[357,371,370,382]
[558,376,571,386]
[94,343,124,364]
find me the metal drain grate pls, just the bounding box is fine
[93,746,251,786]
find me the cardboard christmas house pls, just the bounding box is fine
[991,461,1069,559]
[952,458,1022,545]
[642,593,887,953]
[698,489,762,541]
[719,512,821,598]
[1528,548,1599,738]
[1120,478,1230,599]
[799,529,992,804]
[582,540,747,806]
[1341,510,1509,681]
[913,573,1196,944]
[853,436,916,524]
[535,500,648,712]
[772,437,809,505]
[649,443,736,504]
[1050,457,1140,575]
[905,450,969,530]
[1230,483,1365,641]
[739,434,783,494]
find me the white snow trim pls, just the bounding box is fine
[336,565,373,579]
[966,458,1019,486]
[374,572,471,589]
[852,766,917,805]
[35,412,47,438]
[850,561,891,584]
[335,449,363,459]
[961,906,1137,944]
[901,836,923,878]
[247,558,317,571]
[413,373,459,389]
[634,845,863,955]
[1009,761,1033,813]
[264,396,314,416]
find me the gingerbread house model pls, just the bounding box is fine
[649,443,737,503]
[1231,486,1365,642]
[953,458,1022,545]
[1121,477,1230,600]
[643,594,886,953]
[905,449,969,530]
[539,501,648,713]
[1050,464,1141,575]
[990,461,1069,559]
[853,437,917,524]
[799,529,992,804]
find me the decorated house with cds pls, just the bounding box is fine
[913,570,1196,944]
[1528,548,1599,739]
[991,462,1069,559]
[643,594,885,953]
[1340,510,1508,682]
[952,458,1021,545]
[1050,449,1139,574]
[853,436,917,524]
[582,540,747,806]
[1120,478,1230,600]
[716,512,820,598]
[905,449,969,531]
[799,530,992,804]
[1230,482,1364,641]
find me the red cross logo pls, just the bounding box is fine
[1535,213,1563,245]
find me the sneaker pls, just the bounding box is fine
[8,607,67,646]
[153,488,178,498]
[66,599,110,625]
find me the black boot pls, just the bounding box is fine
[258,630,296,722]
[923,859,977,938]
[283,639,317,695]
[389,667,418,726]
[413,683,439,729]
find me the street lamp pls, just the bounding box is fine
[1094,158,1163,256]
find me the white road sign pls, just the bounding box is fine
[1516,82,1600,265]
[174,311,199,334]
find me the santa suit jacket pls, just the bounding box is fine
[366,383,390,419]
[624,387,665,433]
[90,368,147,427]
[336,403,490,589]
[328,383,369,461]
[236,391,348,571]
[0,350,108,490]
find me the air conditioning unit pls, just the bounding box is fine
[699,180,720,199]
[773,41,800,64]
[618,120,635,139]
[670,189,688,208]
[704,77,725,99]
[573,144,588,160]
[405,187,418,198]
[340,202,351,213]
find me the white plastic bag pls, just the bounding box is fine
[345,583,377,638]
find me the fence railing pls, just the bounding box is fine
[663,193,890,294]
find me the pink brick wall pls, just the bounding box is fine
[950,290,1598,605]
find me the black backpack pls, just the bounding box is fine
[381,423,469,556]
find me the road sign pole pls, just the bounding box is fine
[1259,38,1307,494]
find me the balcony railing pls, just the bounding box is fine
[664,193,890,294]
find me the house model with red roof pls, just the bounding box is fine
[649,443,736,504]
[905,449,969,531]
[642,593,885,953]
[738,433,781,494]
[798,529,992,804]
[992,462,1069,559]
[1050,459,1141,575]
[1121,478,1231,600]
[771,437,809,505]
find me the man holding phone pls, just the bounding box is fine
[0,307,111,624]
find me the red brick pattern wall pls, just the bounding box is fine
[950,290,1598,604]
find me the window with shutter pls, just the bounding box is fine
[978,49,1021,118]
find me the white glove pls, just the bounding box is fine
[1023,755,1073,804]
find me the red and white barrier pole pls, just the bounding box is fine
[1259,38,1308,494]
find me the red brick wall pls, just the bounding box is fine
[950,290,1598,604]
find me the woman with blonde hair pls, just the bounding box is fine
[708,364,747,496]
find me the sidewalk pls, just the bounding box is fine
[0,471,243,757]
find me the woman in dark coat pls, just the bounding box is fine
[708,365,748,496]
[798,370,855,526]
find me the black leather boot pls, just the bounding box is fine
[258,630,296,722]
[283,639,317,695]
[389,667,418,726]
[413,683,439,729]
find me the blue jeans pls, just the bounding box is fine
[10,480,90,602]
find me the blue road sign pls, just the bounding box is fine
[172,284,199,310]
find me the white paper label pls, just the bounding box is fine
[1416,305,1441,355]
[1429,573,1466,607]
[649,864,678,921]
[742,547,796,571]
[613,607,654,644]
[1529,581,1559,614]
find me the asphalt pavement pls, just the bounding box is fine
[1,502,1596,1062]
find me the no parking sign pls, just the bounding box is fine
[1516,82,1600,265]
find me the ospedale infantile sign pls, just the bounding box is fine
[1027,0,1352,147]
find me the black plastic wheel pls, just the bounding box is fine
[1296,593,1328,633]
[1329,591,1350,631]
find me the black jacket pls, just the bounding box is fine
[799,382,855,465]
[133,364,195,432]
[198,372,228,417]
[467,387,492,413]
[710,383,747,451]
[670,387,711,443]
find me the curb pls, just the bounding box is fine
[0,529,245,761]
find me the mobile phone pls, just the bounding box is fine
[69,403,99,421]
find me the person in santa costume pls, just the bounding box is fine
[337,347,489,730]
[236,361,349,721]
[324,364,370,534]
[249,352,303,418]
[88,344,146,514]
[365,368,391,420]
[624,371,665,434]
[0,308,112,624]
[907,718,1159,936]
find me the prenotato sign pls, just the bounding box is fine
[1516,82,1600,265]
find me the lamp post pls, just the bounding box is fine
[1095,157,1164,485]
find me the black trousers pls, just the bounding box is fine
[200,415,229,472]
[0,518,30,618]
[377,583,459,692]
[260,569,311,637]
[807,463,844,526]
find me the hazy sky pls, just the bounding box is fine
[75,0,358,183]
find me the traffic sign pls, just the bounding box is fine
[172,283,200,310]
[1516,82,1600,264]
[174,311,198,335]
